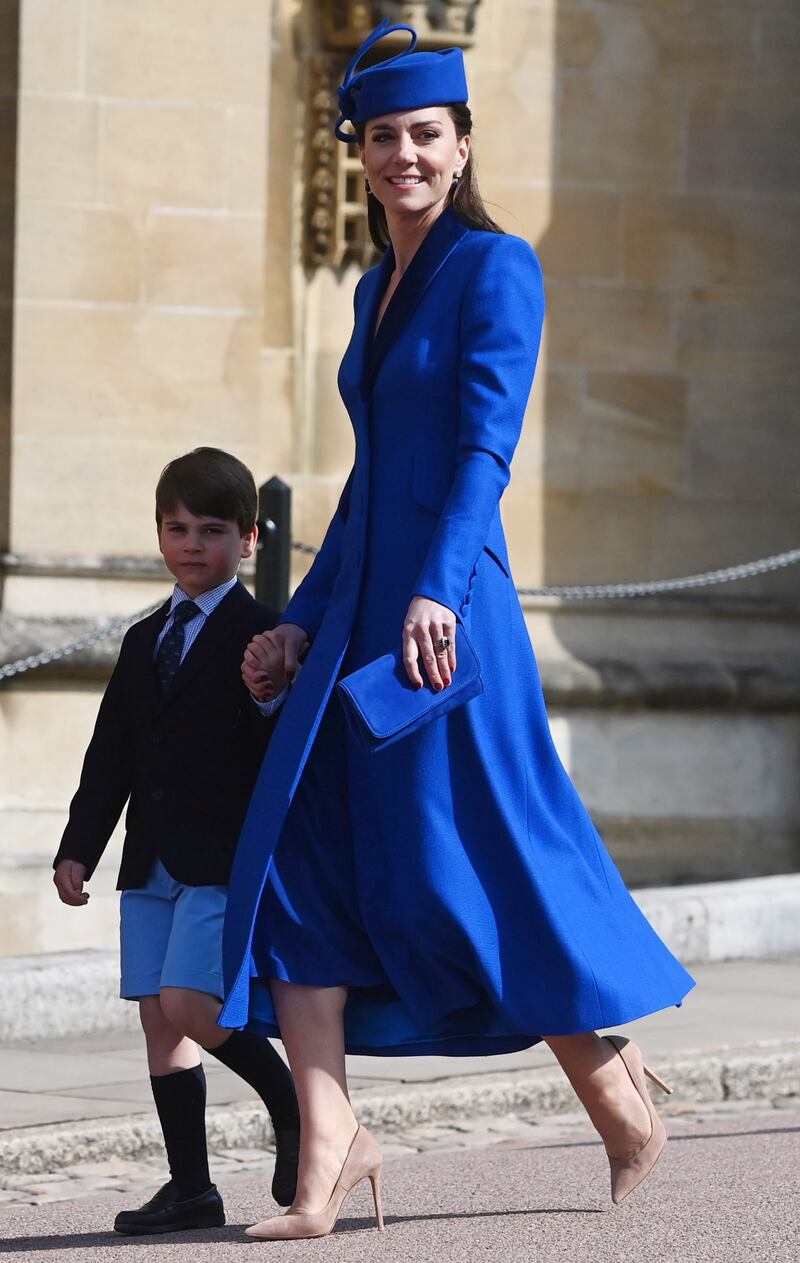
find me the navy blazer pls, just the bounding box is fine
[54,581,278,889]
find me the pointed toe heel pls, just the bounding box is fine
[604,1035,672,1206]
[245,1124,384,1241]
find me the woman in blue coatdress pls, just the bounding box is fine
[221,21,694,1240]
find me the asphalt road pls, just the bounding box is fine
[1,1110,798,1263]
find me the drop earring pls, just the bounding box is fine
[364,176,371,195]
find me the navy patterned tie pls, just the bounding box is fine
[155,600,200,693]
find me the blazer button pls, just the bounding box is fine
[151,731,163,745]
[151,788,165,802]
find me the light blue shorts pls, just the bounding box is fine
[119,858,227,1000]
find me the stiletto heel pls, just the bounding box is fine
[643,1064,672,1095]
[603,1035,670,1206]
[369,1171,385,1231]
[245,1124,384,1240]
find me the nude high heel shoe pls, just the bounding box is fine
[245,1124,384,1240]
[603,1035,672,1206]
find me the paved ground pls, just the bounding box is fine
[1,958,799,1213]
[2,958,798,1132]
[1,1107,798,1262]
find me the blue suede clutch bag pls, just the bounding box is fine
[336,625,484,753]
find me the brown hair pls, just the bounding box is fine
[356,103,504,252]
[155,447,257,534]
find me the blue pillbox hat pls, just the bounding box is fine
[335,19,469,142]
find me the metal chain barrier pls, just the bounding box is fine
[1,544,799,683]
[516,546,800,600]
[0,601,164,682]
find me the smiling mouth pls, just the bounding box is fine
[388,176,425,185]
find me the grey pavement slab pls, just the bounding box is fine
[0,1110,798,1262]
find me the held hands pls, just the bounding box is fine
[53,859,89,907]
[403,596,457,690]
[242,623,309,701]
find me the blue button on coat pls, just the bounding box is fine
[220,210,694,1054]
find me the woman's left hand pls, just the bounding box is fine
[403,596,457,690]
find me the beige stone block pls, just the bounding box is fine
[541,489,659,586]
[20,0,82,94]
[544,372,687,496]
[470,27,554,186]
[623,194,800,293]
[539,487,799,599]
[502,478,545,584]
[306,267,361,356]
[688,84,800,195]
[686,413,799,505]
[101,102,227,213]
[145,212,263,310]
[537,188,621,281]
[546,282,675,372]
[541,484,797,595]
[643,495,800,601]
[677,290,800,375]
[688,374,800,430]
[559,74,686,189]
[86,0,269,107]
[758,14,800,78]
[0,684,106,808]
[258,350,299,474]
[10,434,167,554]
[263,230,293,351]
[17,96,99,203]
[288,475,350,592]
[225,107,267,214]
[555,4,756,80]
[14,306,261,444]
[488,184,622,281]
[1,574,170,619]
[11,432,264,556]
[485,181,550,248]
[309,352,356,478]
[16,205,141,302]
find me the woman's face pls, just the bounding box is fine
[360,106,470,222]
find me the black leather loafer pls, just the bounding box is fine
[113,1181,225,1235]
[271,1126,301,1206]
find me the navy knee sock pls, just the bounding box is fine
[150,1064,212,1199]
[206,1030,299,1128]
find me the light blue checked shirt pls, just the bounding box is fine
[156,578,286,716]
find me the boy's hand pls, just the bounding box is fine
[53,860,89,906]
[242,624,308,700]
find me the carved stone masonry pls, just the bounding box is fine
[304,0,481,268]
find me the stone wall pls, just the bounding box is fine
[1,1,799,954]
[9,0,272,575]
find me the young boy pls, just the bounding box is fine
[53,447,300,1235]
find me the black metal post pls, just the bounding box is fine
[256,476,291,612]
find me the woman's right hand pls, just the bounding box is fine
[242,623,309,699]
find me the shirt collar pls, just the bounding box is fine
[170,576,238,619]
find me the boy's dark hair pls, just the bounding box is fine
[155,447,258,535]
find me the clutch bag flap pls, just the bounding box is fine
[336,625,483,752]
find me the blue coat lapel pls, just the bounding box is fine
[364,209,470,396]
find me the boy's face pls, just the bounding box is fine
[158,503,257,598]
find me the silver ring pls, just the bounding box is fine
[433,636,451,656]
